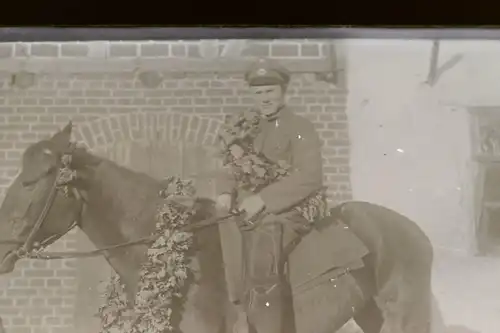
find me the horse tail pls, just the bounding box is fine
[313,202,348,232]
[329,202,348,221]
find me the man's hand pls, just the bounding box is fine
[216,193,233,211]
[238,194,265,221]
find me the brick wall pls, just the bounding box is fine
[0,40,351,333]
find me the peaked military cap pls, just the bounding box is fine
[244,58,291,86]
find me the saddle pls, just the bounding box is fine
[287,209,369,292]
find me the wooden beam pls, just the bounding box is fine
[315,42,346,88]
[469,106,500,112]
[0,57,332,74]
[426,40,440,86]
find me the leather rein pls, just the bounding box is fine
[0,145,239,261]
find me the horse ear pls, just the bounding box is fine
[50,121,72,151]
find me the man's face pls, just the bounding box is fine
[249,84,285,117]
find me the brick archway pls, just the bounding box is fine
[72,112,223,151]
[0,41,351,333]
[71,112,225,333]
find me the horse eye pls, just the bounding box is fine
[25,184,36,191]
[22,181,37,191]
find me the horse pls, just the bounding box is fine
[0,123,227,333]
[0,122,442,333]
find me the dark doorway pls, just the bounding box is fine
[477,163,500,255]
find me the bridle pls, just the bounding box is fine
[0,143,239,262]
[0,143,90,260]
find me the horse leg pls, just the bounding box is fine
[350,256,384,333]
[179,282,227,333]
[179,272,227,333]
[352,297,384,333]
[292,265,376,333]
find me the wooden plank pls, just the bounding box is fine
[473,163,487,254]
[468,107,481,157]
[473,155,500,163]
[0,57,332,74]
[468,106,500,116]
[150,140,168,180]
[483,201,500,209]
[185,144,216,199]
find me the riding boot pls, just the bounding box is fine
[241,212,307,333]
[246,278,284,333]
[241,223,287,333]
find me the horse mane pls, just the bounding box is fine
[71,146,159,185]
[70,144,216,218]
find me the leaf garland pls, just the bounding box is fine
[218,109,329,223]
[98,177,197,333]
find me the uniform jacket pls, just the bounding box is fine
[216,106,323,215]
[216,108,372,302]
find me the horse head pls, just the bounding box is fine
[0,121,220,276]
[0,122,83,274]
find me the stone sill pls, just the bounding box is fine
[0,57,333,74]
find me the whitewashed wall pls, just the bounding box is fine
[343,40,500,332]
[344,39,500,254]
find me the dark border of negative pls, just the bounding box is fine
[0,27,500,42]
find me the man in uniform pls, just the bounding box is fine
[215,58,325,333]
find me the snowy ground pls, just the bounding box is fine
[432,249,500,333]
[337,248,499,333]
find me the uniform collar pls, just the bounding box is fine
[262,105,289,122]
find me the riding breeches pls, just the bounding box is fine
[241,214,309,333]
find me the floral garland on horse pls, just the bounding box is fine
[98,177,197,333]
